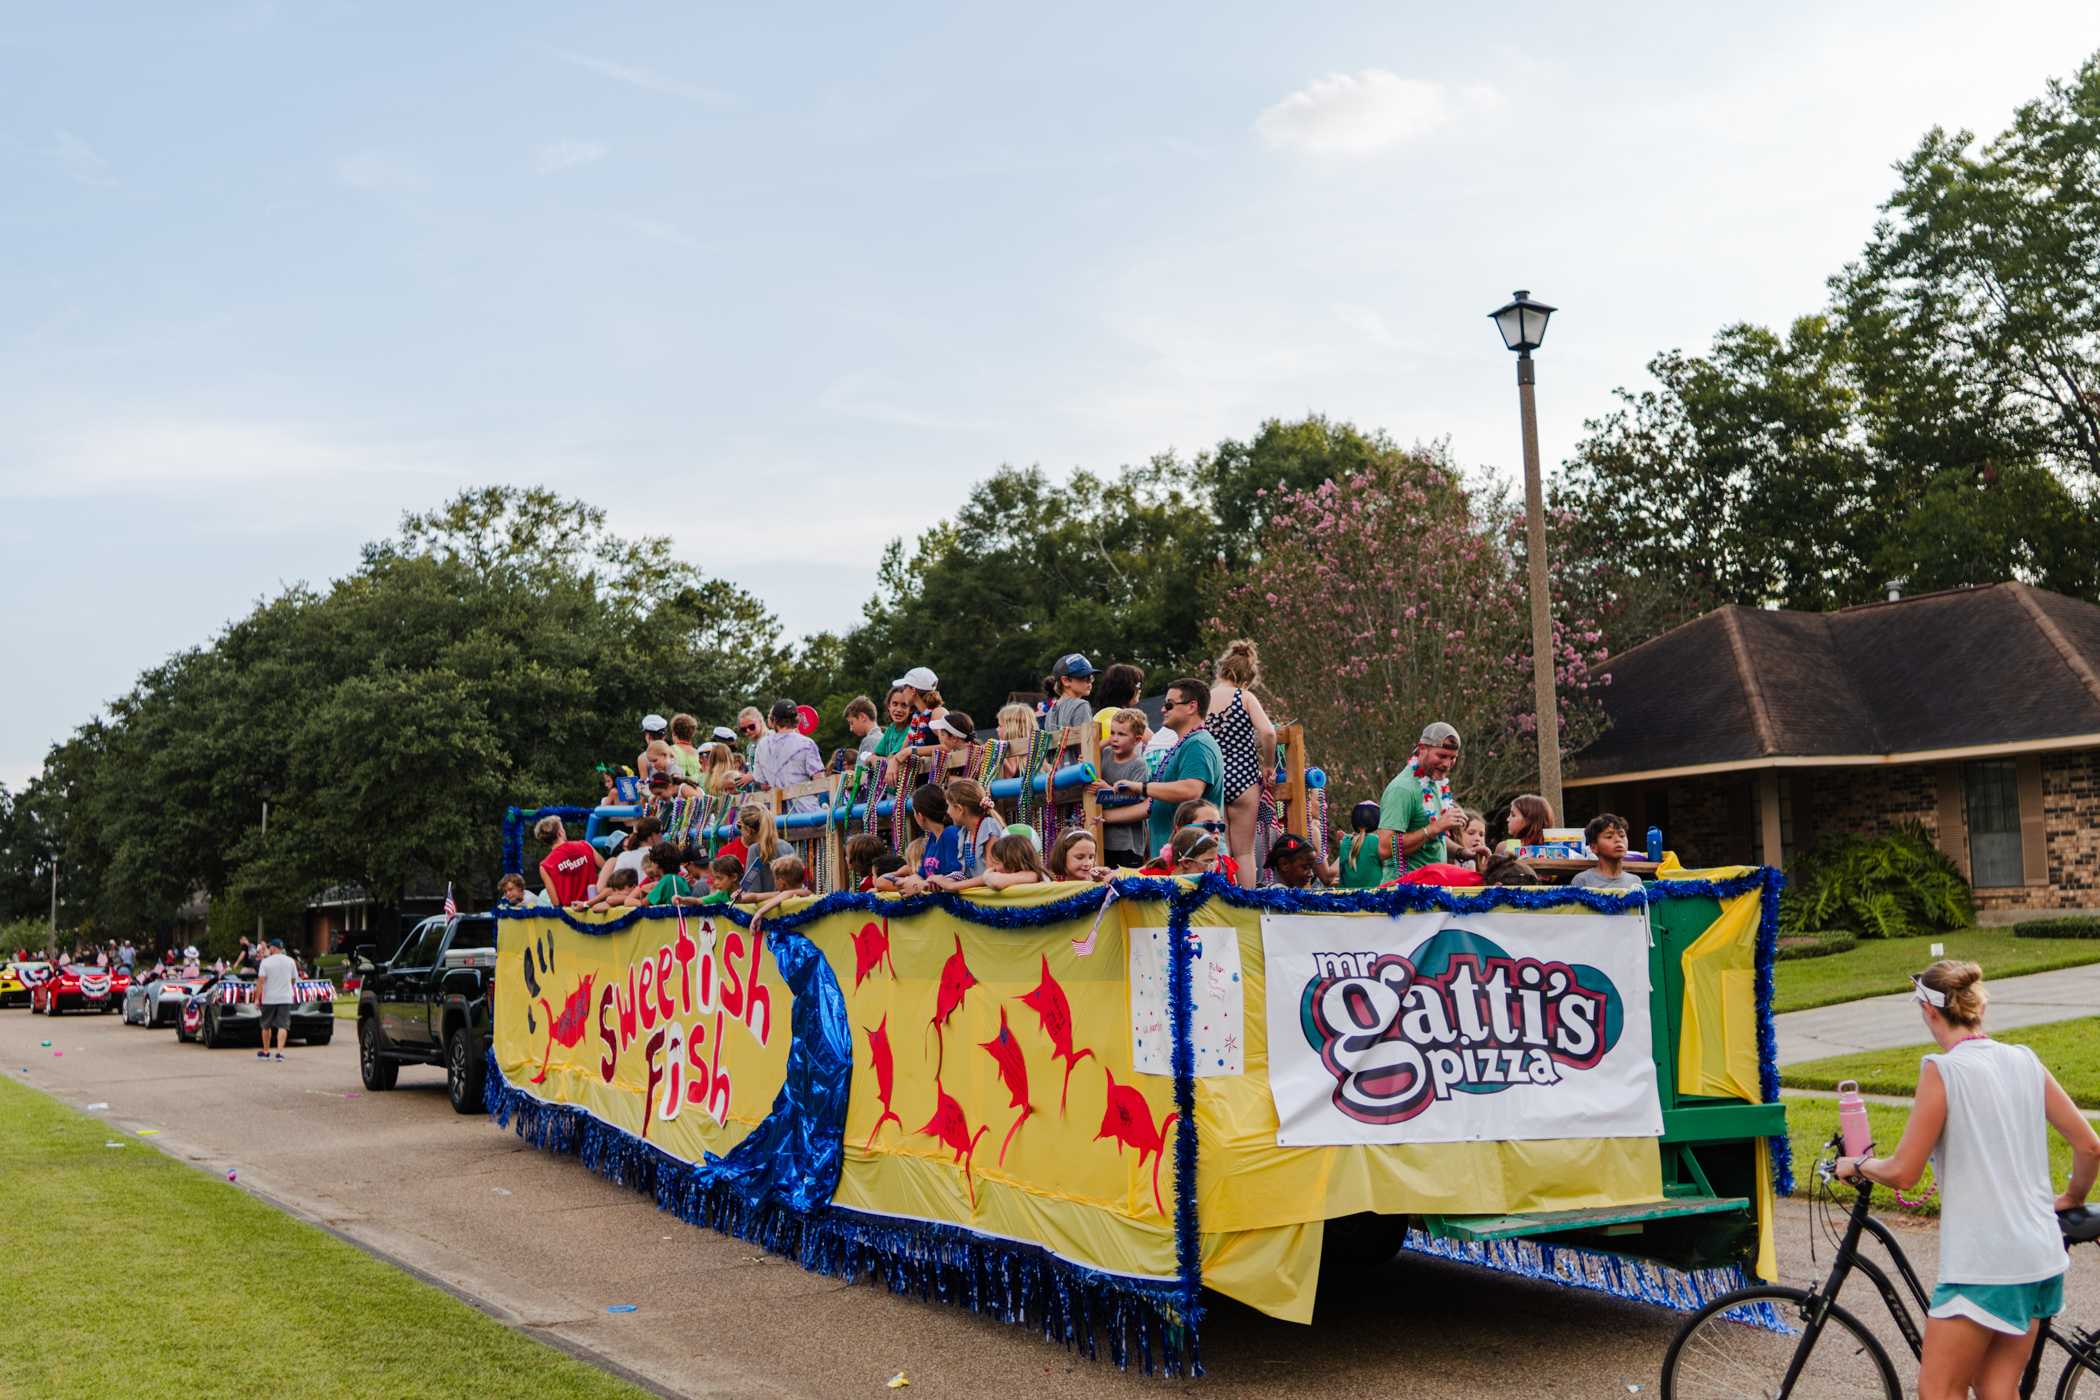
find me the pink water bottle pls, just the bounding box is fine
[1837,1080,1872,1157]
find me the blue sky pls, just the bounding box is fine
[6,2,2099,790]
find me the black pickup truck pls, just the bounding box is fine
[353,913,496,1114]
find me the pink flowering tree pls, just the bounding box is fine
[1209,452,1608,828]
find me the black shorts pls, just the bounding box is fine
[1102,849,1146,869]
[259,1003,292,1031]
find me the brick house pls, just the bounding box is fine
[1565,583,2100,918]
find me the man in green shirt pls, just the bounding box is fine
[1377,722,1466,881]
[1111,677,1224,858]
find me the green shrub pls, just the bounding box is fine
[2014,916,2100,939]
[1779,821,1973,939]
[1776,932,1860,961]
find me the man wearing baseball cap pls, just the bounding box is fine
[254,936,299,1063]
[1377,722,1465,882]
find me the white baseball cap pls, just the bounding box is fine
[641,713,668,733]
[890,666,938,691]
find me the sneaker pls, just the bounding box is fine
[274,1053,285,1061]
[256,1051,268,1059]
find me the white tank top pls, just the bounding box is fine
[1926,1039,2068,1284]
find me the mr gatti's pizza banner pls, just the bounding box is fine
[489,874,1775,1366]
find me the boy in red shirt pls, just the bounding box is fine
[535,815,603,906]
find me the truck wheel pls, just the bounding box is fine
[202,1008,222,1048]
[359,1017,398,1091]
[1320,1213,1413,1279]
[446,1028,485,1115]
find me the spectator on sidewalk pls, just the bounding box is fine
[254,937,298,1063]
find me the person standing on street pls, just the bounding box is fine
[1838,961,2100,1400]
[254,937,298,1063]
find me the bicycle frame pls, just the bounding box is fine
[1801,1179,2100,1398]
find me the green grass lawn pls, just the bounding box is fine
[1784,1017,2100,1107]
[1784,1093,2085,1218]
[1774,929,2100,1014]
[0,1078,644,1400]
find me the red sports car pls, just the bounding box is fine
[30,963,125,1015]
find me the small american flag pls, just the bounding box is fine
[443,883,457,918]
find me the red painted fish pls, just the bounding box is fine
[532,972,598,1085]
[918,1079,991,1208]
[927,932,978,1074]
[864,1015,903,1149]
[1096,1066,1179,1217]
[1018,954,1094,1111]
[851,918,894,992]
[979,1007,1032,1166]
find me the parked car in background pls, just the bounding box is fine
[124,970,207,1028]
[31,963,125,1015]
[1,960,50,1008]
[179,975,335,1048]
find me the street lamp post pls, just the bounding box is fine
[1490,290,1563,818]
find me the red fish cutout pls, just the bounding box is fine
[1096,1066,1180,1217]
[926,933,978,1074]
[979,1007,1033,1166]
[533,972,598,1085]
[851,918,895,992]
[863,1015,904,1149]
[1018,954,1095,1111]
[918,1079,990,1208]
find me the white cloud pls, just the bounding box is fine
[537,43,734,108]
[334,149,425,193]
[52,129,114,186]
[1255,70,1497,155]
[1332,302,1401,348]
[533,139,607,175]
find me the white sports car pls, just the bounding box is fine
[123,971,208,1028]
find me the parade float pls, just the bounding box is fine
[488,726,1787,1375]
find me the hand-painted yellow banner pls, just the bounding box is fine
[495,909,791,1157]
[493,876,1774,1327]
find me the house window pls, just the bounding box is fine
[1965,760,2023,887]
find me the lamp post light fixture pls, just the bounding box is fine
[1489,289,1564,817]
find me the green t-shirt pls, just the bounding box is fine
[1337,832,1385,889]
[1377,765,1444,880]
[647,874,691,906]
[698,888,732,906]
[872,724,909,759]
[1146,730,1224,858]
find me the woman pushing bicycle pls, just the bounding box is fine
[1833,960,2100,1400]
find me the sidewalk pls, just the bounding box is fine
[1775,961,2100,1066]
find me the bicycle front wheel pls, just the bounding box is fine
[1662,1285,1900,1400]
[2057,1339,2100,1400]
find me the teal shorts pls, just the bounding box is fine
[1928,1272,2066,1336]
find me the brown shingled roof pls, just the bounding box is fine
[1572,583,2100,780]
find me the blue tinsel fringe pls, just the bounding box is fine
[485,1049,1200,1375]
[491,866,1792,1338]
[1397,1229,1786,1332]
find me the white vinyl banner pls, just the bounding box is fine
[1261,909,1662,1146]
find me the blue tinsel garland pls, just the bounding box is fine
[491,869,1789,1360]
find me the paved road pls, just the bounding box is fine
[1776,963,2100,1065]
[9,1009,2100,1399]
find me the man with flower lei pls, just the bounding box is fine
[1374,721,1466,882]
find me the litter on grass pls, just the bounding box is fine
[86,1102,108,1110]
[606,1304,637,1314]
[226,1170,237,1183]
[491,1187,512,1196]
[135,1129,159,1136]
